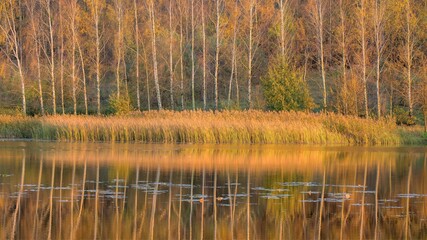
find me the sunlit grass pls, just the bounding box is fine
[0,111,425,145]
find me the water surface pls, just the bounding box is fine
[0,142,426,239]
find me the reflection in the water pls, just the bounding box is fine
[0,142,426,239]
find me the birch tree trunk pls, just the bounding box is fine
[248,0,254,109]
[280,0,285,60]
[70,0,78,115]
[191,0,195,110]
[134,0,141,111]
[406,0,413,116]
[374,0,384,118]
[17,59,26,115]
[149,0,162,110]
[339,0,347,114]
[77,41,88,115]
[95,1,102,115]
[142,42,151,111]
[169,0,174,110]
[202,0,207,110]
[180,8,184,110]
[0,0,27,115]
[27,1,44,115]
[214,0,221,110]
[279,0,293,64]
[235,46,240,108]
[46,0,56,115]
[36,38,44,115]
[360,0,369,118]
[228,0,238,106]
[59,0,65,114]
[115,0,123,98]
[316,0,327,111]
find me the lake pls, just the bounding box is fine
[0,141,426,239]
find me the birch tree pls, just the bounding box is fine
[89,0,104,115]
[228,0,239,106]
[247,0,255,109]
[169,0,174,110]
[405,0,414,116]
[0,0,27,115]
[148,0,162,110]
[59,0,65,114]
[279,0,293,62]
[214,0,221,110]
[373,0,386,118]
[339,0,347,114]
[134,0,141,110]
[308,0,327,110]
[114,0,124,98]
[202,0,207,110]
[191,0,195,110]
[179,2,185,110]
[359,0,369,118]
[69,0,78,114]
[26,0,45,115]
[43,0,57,114]
[77,40,88,115]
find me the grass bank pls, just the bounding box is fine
[0,111,425,145]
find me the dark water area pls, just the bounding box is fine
[0,142,426,239]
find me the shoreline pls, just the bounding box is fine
[0,111,425,145]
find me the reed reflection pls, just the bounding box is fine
[0,143,426,239]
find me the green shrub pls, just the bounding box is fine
[108,94,133,115]
[394,107,416,126]
[261,60,314,111]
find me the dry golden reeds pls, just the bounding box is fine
[0,111,424,145]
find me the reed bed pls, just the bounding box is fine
[0,111,425,145]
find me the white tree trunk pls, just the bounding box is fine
[2,0,27,115]
[17,59,26,115]
[214,0,221,110]
[94,1,102,115]
[71,0,78,115]
[115,0,123,98]
[191,0,196,110]
[361,0,369,118]
[59,1,65,114]
[406,0,413,116]
[77,41,88,115]
[27,1,44,115]
[149,0,162,110]
[46,0,56,115]
[202,0,207,110]
[374,0,384,118]
[316,0,327,111]
[142,43,151,111]
[340,0,347,114]
[169,0,174,110]
[248,0,254,109]
[180,10,184,110]
[228,1,238,106]
[134,0,141,111]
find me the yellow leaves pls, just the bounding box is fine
[0,61,7,78]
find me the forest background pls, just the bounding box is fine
[0,0,426,127]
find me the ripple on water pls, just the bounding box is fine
[260,194,292,200]
[397,193,427,199]
[252,186,289,192]
[279,182,322,187]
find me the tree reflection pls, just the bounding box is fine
[0,144,426,239]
